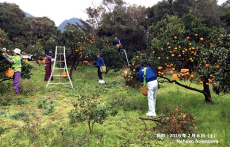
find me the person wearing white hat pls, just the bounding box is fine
[2,48,22,94]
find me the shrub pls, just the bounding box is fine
[68,92,111,135]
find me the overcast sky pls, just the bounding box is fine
[0,0,227,26]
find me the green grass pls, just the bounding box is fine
[0,61,229,146]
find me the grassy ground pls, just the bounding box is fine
[0,61,229,147]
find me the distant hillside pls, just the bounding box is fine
[25,12,34,17]
[58,18,82,31]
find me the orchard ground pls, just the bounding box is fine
[0,61,229,147]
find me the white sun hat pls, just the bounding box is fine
[14,48,21,54]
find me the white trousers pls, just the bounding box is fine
[147,80,158,114]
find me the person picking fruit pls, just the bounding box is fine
[44,51,54,81]
[2,48,22,94]
[94,53,106,84]
[135,65,158,117]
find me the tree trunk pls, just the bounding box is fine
[36,61,40,66]
[69,59,76,80]
[203,82,214,104]
[88,119,92,135]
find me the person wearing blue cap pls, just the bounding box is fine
[135,65,158,117]
[44,51,53,81]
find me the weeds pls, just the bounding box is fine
[0,110,7,117]
[10,111,29,120]
[19,79,38,95]
[14,97,29,105]
[37,98,55,115]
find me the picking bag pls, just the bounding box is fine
[100,66,106,73]
[141,67,147,96]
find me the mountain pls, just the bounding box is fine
[58,18,82,32]
[25,12,34,17]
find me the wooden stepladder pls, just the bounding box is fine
[120,49,129,66]
[46,46,74,90]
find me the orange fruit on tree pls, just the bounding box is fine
[126,86,129,88]
[158,57,161,60]
[131,77,133,79]
[200,81,203,84]
[167,43,170,45]
[174,36,177,39]
[187,36,190,39]
[137,56,139,58]
[210,74,213,77]
[158,67,163,70]
[133,69,135,72]
[213,83,217,85]
[200,38,203,41]
[171,54,175,57]
[168,46,171,49]
[152,51,155,54]
[178,54,181,57]
[206,83,209,85]
[205,64,209,67]
[185,49,187,51]
[158,71,161,74]
[183,115,186,118]
[189,43,191,46]
[161,48,163,51]
[216,65,220,69]
[191,60,194,62]
[132,63,134,66]
[195,34,198,36]
[172,68,175,71]
[174,47,177,49]
[140,53,142,56]
[221,34,223,36]
[165,63,167,65]
[161,72,164,76]
[190,58,192,60]
[166,57,169,59]
[179,46,181,48]
[170,63,173,66]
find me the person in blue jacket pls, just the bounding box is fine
[135,65,158,117]
[115,37,122,52]
[95,54,105,84]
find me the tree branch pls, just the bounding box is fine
[158,75,205,94]
[0,77,12,83]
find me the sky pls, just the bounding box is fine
[0,0,227,27]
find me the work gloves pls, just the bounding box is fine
[2,53,8,59]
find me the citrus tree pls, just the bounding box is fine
[59,29,99,79]
[126,15,230,104]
